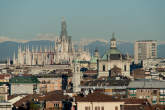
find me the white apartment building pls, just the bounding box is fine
[134,40,157,64]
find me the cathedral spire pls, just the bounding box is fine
[60,17,68,40]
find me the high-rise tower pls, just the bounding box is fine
[134,40,157,64]
[72,59,81,93]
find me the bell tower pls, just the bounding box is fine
[110,32,117,49]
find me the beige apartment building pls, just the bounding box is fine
[0,85,8,102]
[38,77,62,94]
[128,79,165,105]
[134,40,157,64]
[72,91,125,110]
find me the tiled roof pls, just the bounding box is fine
[41,90,69,101]
[123,98,148,104]
[13,94,41,107]
[0,74,11,79]
[13,90,69,107]
[75,91,122,102]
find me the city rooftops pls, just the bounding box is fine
[81,76,130,87]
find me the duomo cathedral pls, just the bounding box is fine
[12,19,91,66]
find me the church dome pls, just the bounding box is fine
[102,48,121,60]
[90,56,98,63]
[107,48,121,55]
[73,59,79,63]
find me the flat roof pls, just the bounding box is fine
[128,79,165,89]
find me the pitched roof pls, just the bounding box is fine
[123,98,148,104]
[13,90,69,107]
[41,90,69,101]
[75,91,123,102]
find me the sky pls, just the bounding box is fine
[0,0,165,42]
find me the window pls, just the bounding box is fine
[101,106,104,110]
[103,65,105,71]
[124,65,126,71]
[115,106,118,110]
[153,90,157,95]
[77,67,79,72]
[54,104,59,108]
[85,106,90,110]
[95,106,100,110]
[95,107,97,110]
[152,43,155,47]
[85,107,88,110]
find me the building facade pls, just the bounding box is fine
[9,76,39,95]
[0,85,8,102]
[38,77,62,94]
[72,91,125,110]
[128,79,165,105]
[134,40,157,64]
[97,33,131,78]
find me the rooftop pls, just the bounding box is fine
[128,79,165,89]
[12,90,69,107]
[9,76,40,84]
[75,91,122,102]
[136,40,157,42]
[81,76,130,87]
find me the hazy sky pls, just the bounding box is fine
[0,0,165,41]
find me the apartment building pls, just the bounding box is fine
[128,79,165,105]
[134,40,157,64]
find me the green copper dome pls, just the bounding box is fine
[102,48,121,60]
[90,56,98,63]
[73,59,79,63]
[108,48,121,54]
